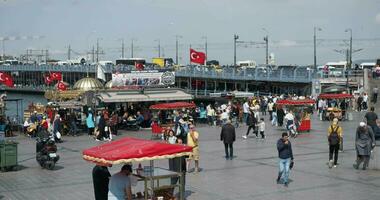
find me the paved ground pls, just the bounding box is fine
[1,111,380,200]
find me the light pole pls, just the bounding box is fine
[131,38,135,58]
[345,28,352,69]
[202,36,208,64]
[262,28,269,65]
[175,35,182,64]
[314,27,322,70]
[234,34,239,67]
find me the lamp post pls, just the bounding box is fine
[131,38,135,58]
[345,28,352,69]
[314,27,322,70]
[175,35,182,64]
[155,39,161,58]
[262,28,269,65]
[234,34,239,67]
[202,36,208,64]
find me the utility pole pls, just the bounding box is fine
[96,39,99,63]
[68,45,71,60]
[175,35,180,64]
[92,46,95,63]
[234,34,239,67]
[345,28,352,69]
[202,36,208,64]
[131,39,134,58]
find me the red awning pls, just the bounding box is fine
[276,99,315,105]
[318,93,353,99]
[82,137,193,166]
[149,102,196,110]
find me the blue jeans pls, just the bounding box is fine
[278,158,291,184]
[243,113,249,125]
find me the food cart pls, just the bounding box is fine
[276,99,315,132]
[149,102,196,138]
[318,93,353,121]
[82,137,193,200]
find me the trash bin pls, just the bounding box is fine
[0,140,18,172]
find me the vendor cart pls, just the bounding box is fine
[82,137,193,200]
[149,102,196,139]
[318,93,353,121]
[276,99,315,132]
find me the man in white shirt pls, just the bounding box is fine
[243,101,250,125]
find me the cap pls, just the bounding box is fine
[360,122,366,127]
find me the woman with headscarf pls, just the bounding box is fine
[353,122,376,170]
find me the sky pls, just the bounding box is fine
[1,0,380,65]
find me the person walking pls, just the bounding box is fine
[268,100,274,121]
[327,118,343,168]
[276,132,294,187]
[277,106,285,127]
[242,111,257,139]
[97,114,106,141]
[243,100,250,125]
[187,124,200,172]
[364,106,378,135]
[353,122,376,170]
[258,118,266,139]
[86,111,95,136]
[373,86,379,103]
[92,165,111,200]
[220,119,236,160]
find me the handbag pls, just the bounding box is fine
[290,160,294,170]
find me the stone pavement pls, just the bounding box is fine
[1,111,380,200]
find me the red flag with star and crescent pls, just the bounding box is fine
[190,48,206,65]
[57,81,67,91]
[50,72,62,81]
[44,74,53,85]
[0,72,14,87]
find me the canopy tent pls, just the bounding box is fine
[82,137,193,166]
[98,88,193,103]
[276,99,315,106]
[149,102,196,110]
[318,93,353,99]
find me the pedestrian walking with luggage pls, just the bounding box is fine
[327,118,343,168]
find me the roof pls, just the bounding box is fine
[82,137,193,166]
[98,88,192,103]
[150,102,196,110]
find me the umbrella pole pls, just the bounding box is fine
[150,160,154,199]
[180,158,184,200]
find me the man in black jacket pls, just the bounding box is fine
[243,112,257,139]
[276,132,294,187]
[220,119,236,160]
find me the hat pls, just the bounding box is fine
[359,122,366,127]
[332,118,338,124]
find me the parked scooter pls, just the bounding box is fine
[36,131,60,170]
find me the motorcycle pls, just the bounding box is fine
[36,131,60,170]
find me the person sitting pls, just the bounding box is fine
[135,111,144,126]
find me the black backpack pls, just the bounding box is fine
[329,125,340,145]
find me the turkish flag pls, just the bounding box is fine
[190,48,206,65]
[44,74,53,85]
[57,81,67,91]
[50,72,62,81]
[0,72,14,87]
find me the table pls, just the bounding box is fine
[134,167,184,200]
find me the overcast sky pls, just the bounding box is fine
[1,0,380,65]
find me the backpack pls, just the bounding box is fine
[329,125,340,145]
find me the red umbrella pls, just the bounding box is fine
[149,102,196,110]
[82,137,193,166]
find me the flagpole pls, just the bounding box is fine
[189,44,192,65]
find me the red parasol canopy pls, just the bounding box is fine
[82,137,193,166]
[149,102,196,110]
[276,99,315,106]
[318,93,353,99]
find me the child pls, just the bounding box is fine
[258,118,266,139]
[167,129,177,144]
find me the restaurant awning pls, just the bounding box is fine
[98,88,193,103]
[82,137,193,166]
[276,99,315,105]
[318,93,353,99]
[150,102,196,110]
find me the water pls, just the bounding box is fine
[3,92,47,124]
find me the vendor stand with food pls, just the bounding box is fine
[82,137,193,200]
[318,93,353,121]
[276,99,315,132]
[149,102,196,139]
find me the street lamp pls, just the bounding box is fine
[202,36,208,64]
[345,28,352,69]
[234,34,239,67]
[175,35,182,64]
[154,39,161,58]
[131,38,137,58]
[314,27,322,70]
[262,28,269,65]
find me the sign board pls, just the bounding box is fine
[112,70,175,87]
